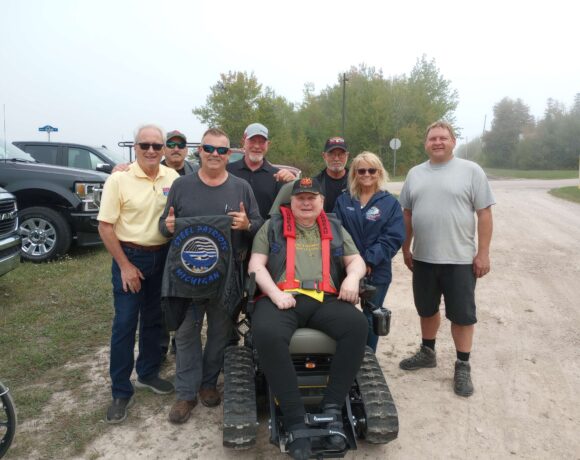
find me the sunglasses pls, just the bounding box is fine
[137,143,164,151]
[202,144,230,155]
[356,168,378,175]
[166,141,186,149]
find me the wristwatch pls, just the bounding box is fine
[247,221,252,232]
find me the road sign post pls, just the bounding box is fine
[389,137,401,177]
[38,125,59,142]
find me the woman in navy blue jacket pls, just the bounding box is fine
[333,152,405,352]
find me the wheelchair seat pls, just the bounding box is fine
[289,328,336,355]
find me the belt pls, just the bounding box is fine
[120,241,167,252]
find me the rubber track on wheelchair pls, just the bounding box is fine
[356,347,399,443]
[222,346,258,449]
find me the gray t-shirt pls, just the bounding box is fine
[399,157,495,264]
[159,172,263,259]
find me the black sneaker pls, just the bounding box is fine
[135,375,174,395]
[321,404,347,451]
[399,345,437,370]
[454,360,474,397]
[105,396,134,424]
[287,423,312,460]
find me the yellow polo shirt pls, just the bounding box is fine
[97,163,179,246]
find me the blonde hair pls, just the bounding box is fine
[425,120,456,141]
[348,151,389,199]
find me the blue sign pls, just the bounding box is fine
[38,125,58,132]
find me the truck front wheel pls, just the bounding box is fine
[19,207,72,262]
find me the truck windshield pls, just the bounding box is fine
[0,141,37,162]
[95,147,127,165]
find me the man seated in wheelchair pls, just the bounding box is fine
[248,177,368,460]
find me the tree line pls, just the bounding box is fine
[457,95,580,170]
[193,57,578,176]
[193,56,457,177]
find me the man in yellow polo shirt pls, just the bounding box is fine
[98,124,179,424]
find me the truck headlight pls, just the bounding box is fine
[75,182,103,211]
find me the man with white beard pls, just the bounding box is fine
[314,136,350,213]
[226,122,294,219]
[268,136,351,216]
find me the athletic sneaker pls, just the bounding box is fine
[399,345,437,370]
[135,375,174,395]
[321,404,347,451]
[453,360,474,397]
[105,396,134,424]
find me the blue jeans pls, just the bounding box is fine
[109,245,167,399]
[364,283,389,352]
[174,303,231,400]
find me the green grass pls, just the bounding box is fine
[549,186,580,204]
[484,168,578,180]
[0,246,114,458]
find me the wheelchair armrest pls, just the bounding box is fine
[244,272,257,315]
[245,272,257,299]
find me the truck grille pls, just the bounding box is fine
[0,199,18,236]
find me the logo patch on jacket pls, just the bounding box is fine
[162,187,170,196]
[171,223,230,286]
[365,206,381,221]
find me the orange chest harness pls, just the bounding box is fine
[276,206,337,294]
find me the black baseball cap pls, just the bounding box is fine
[291,177,322,196]
[323,136,347,153]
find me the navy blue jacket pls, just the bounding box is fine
[333,191,405,285]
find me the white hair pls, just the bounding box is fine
[133,123,166,143]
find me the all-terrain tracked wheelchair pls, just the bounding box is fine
[222,273,398,458]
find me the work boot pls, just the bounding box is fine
[399,345,437,370]
[168,399,198,424]
[321,404,346,451]
[105,396,134,424]
[199,387,221,407]
[135,375,175,395]
[454,360,474,397]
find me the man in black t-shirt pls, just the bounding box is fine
[268,136,351,217]
[314,136,349,213]
[226,123,295,218]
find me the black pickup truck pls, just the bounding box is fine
[0,141,106,262]
[13,141,125,173]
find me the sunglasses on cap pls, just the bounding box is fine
[356,168,378,175]
[201,144,230,155]
[137,143,164,151]
[166,141,186,149]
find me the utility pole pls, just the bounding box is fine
[341,73,348,137]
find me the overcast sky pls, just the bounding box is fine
[1,0,577,159]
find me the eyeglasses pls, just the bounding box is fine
[202,144,230,155]
[326,151,347,158]
[166,141,186,149]
[356,168,378,175]
[137,143,164,151]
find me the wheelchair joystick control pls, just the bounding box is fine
[360,278,391,336]
[371,307,391,336]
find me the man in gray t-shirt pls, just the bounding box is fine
[398,121,495,398]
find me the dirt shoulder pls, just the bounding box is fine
[15,178,580,460]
